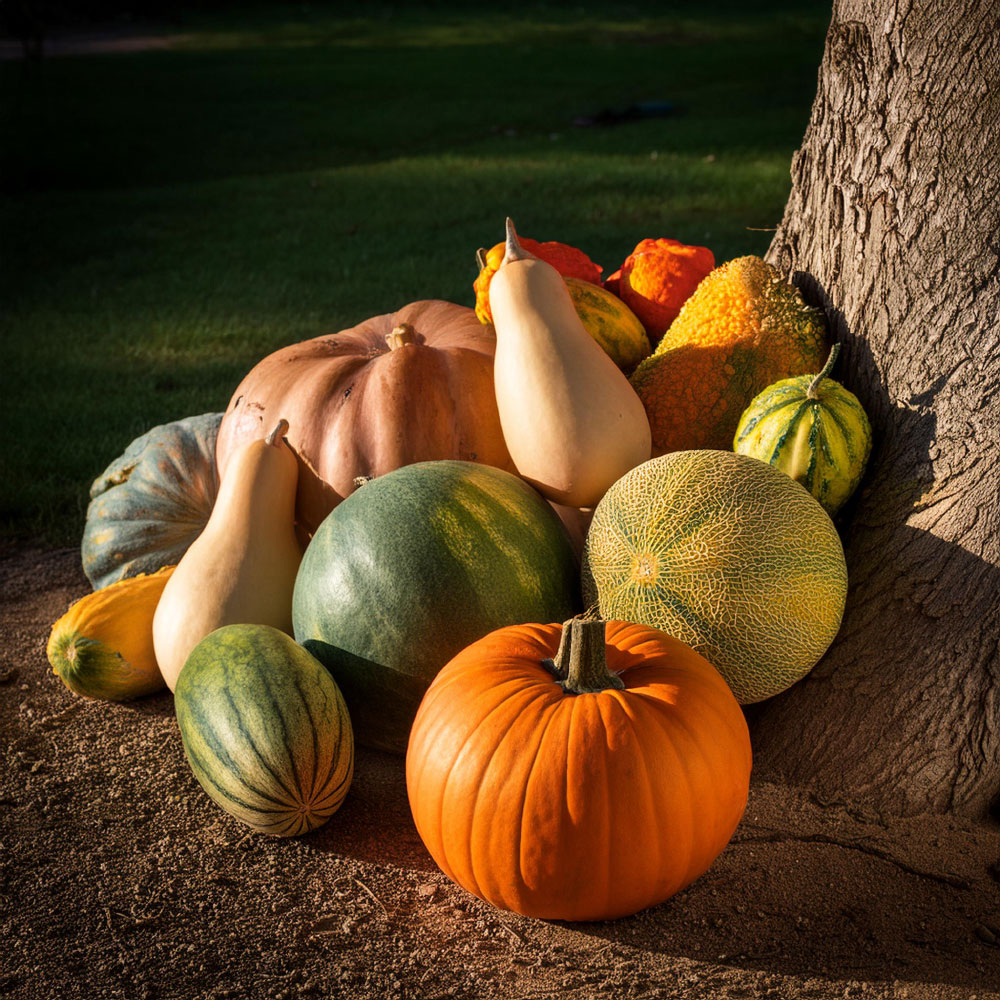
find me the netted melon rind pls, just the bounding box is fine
[581,450,847,703]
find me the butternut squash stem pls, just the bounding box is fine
[542,618,624,695]
[502,217,536,265]
[265,419,289,447]
[807,343,841,399]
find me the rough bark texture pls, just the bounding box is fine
[754,0,1000,818]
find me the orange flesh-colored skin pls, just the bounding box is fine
[406,620,751,922]
[630,259,828,454]
[474,238,603,324]
[618,238,715,344]
[215,301,514,536]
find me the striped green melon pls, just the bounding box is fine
[582,450,847,704]
[292,460,580,754]
[565,277,651,374]
[174,624,353,837]
[734,344,872,515]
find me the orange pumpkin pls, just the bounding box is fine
[406,617,751,921]
[618,237,715,344]
[215,300,515,536]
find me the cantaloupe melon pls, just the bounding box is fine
[581,450,847,703]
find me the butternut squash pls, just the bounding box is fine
[489,219,651,507]
[153,419,302,691]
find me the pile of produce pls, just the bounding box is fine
[48,218,872,922]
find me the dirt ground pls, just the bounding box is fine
[2,545,999,1000]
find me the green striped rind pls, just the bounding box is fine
[582,450,847,704]
[734,375,872,515]
[175,624,353,837]
[293,460,580,754]
[48,633,165,701]
[565,277,651,374]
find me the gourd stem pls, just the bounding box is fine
[807,343,841,399]
[386,323,418,350]
[502,217,536,265]
[476,247,488,273]
[265,419,289,447]
[542,618,625,695]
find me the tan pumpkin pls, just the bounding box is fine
[215,301,515,536]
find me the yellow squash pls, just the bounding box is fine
[153,419,302,691]
[489,219,651,508]
[47,566,175,700]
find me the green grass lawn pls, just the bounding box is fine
[1,2,830,546]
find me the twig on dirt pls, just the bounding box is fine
[353,877,389,919]
[497,920,528,945]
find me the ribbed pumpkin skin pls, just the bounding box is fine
[582,451,847,704]
[175,624,353,837]
[216,301,514,537]
[406,620,751,921]
[293,461,580,754]
[564,277,651,374]
[83,413,222,589]
[734,374,873,515]
[47,566,174,700]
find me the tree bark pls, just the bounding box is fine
[753,0,1000,818]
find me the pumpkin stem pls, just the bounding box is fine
[542,617,625,696]
[386,323,418,350]
[502,217,536,265]
[476,247,488,273]
[265,419,289,447]
[807,343,841,399]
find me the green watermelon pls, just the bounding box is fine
[174,624,353,837]
[292,460,580,753]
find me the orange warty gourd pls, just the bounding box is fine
[474,236,602,325]
[617,237,715,344]
[406,617,752,921]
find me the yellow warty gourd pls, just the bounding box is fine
[153,419,302,691]
[489,219,652,508]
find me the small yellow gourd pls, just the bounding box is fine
[47,566,174,701]
[489,219,651,507]
[153,419,302,691]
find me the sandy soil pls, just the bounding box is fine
[2,545,999,1000]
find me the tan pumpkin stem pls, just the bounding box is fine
[502,217,536,265]
[807,343,841,399]
[542,618,625,695]
[265,419,289,447]
[386,323,418,350]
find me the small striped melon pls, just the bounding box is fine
[734,345,872,515]
[582,450,847,703]
[564,277,651,374]
[175,624,353,837]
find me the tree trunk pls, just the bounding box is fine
[753,0,1000,818]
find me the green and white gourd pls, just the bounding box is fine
[733,344,872,515]
[174,624,353,837]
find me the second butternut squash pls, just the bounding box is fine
[489,219,651,508]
